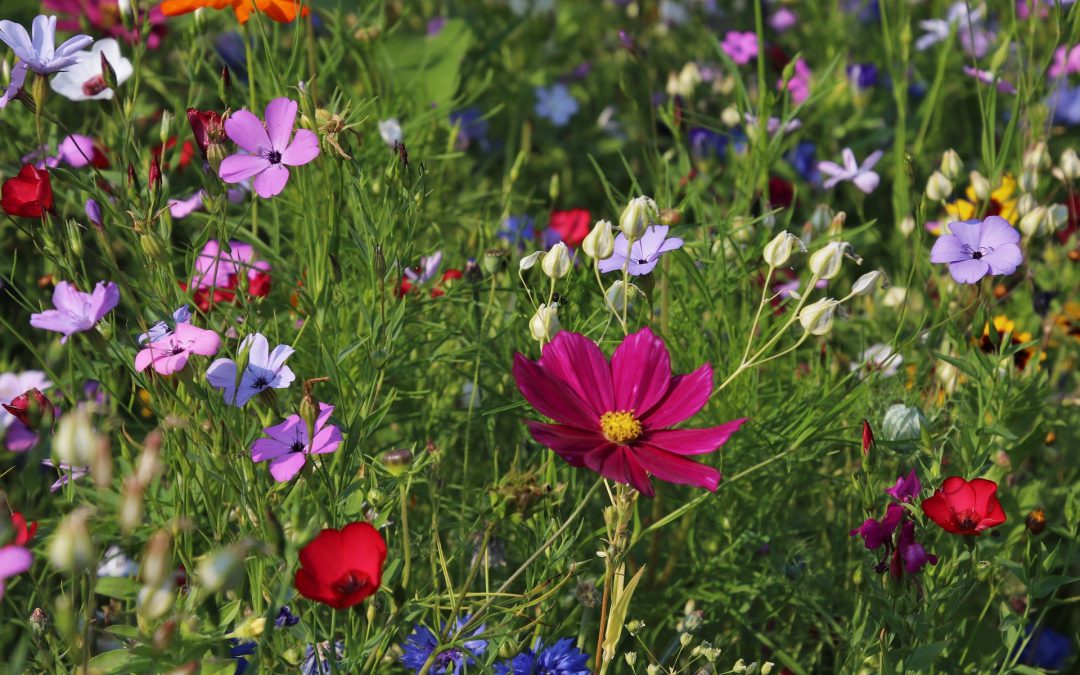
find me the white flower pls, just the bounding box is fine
[97,545,138,578]
[378,118,403,147]
[49,38,132,101]
[852,344,903,377]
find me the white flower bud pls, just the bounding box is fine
[197,545,245,593]
[1016,192,1037,219]
[529,303,561,342]
[850,270,884,296]
[798,298,840,336]
[519,250,543,271]
[940,149,963,181]
[619,196,657,240]
[679,632,693,647]
[763,231,805,268]
[540,242,572,279]
[646,665,661,675]
[733,660,748,673]
[1020,169,1039,194]
[898,215,915,237]
[1019,206,1048,237]
[624,653,637,667]
[762,662,775,675]
[969,171,991,202]
[53,409,99,466]
[137,582,175,620]
[1023,141,1049,171]
[1059,148,1080,181]
[48,507,94,573]
[721,105,741,127]
[675,62,701,98]
[808,242,849,280]
[582,220,615,259]
[925,171,953,202]
[606,280,641,315]
[882,286,908,308]
[1048,203,1068,231]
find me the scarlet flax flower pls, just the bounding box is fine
[513,327,747,497]
[922,476,1007,535]
[294,522,386,609]
[548,209,591,248]
[2,165,53,218]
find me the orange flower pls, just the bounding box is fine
[161,0,308,24]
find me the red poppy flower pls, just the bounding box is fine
[549,209,591,248]
[10,512,37,546]
[2,165,54,218]
[921,476,1007,535]
[294,522,387,609]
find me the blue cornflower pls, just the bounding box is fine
[1048,83,1080,127]
[847,62,879,90]
[228,639,256,675]
[788,141,819,184]
[534,84,579,127]
[205,333,296,407]
[138,305,192,345]
[449,107,490,151]
[494,638,591,675]
[400,617,488,674]
[274,605,299,628]
[688,127,727,163]
[499,215,536,250]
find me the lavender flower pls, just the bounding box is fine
[219,97,320,199]
[916,3,992,57]
[963,66,1016,94]
[301,641,344,675]
[494,638,590,675]
[400,617,487,674]
[206,333,295,407]
[404,251,444,284]
[0,15,92,75]
[84,198,102,226]
[534,84,579,127]
[598,225,684,276]
[30,281,119,344]
[930,216,1023,284]
[817,148,883,193]
[250,403,342,481]
[42,459,88,492]
[721,31,758,65]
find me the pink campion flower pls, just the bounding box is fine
[0,545,32,600]
[218,97,320,198]
[251,403,342,481]
[512,327,747,498]
[43,0,169,49]
[721,31,758,65]
[778,58,811,104]
[930,216,1023,284]
[135,323,222,376]
[1050,45,1080,79]
[30,281,119,344]
[963,66,1016,94]
[818,148,883,193]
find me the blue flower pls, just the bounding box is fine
[138,305,192,345]
[228,639,256,675]
[205,333,296,407]
[688,127,727,163]
[1048,83,1080,126]
[847,62,879,90]
[499,215,536,250]
[788,141,819,184]
[1018,624,1073,670]
[400,617,488,674]
[301,641,344,675]
[274,605,299,628]
[449,107,490,151]
[494,638,591,675]
[534,84,579,127]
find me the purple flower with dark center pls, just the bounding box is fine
[400,617,487,674]
[30,281,119,344]
[206,333,295,407]
[598,225,684,276]
[494,638,590,675]
[930,216,1023,284]
[219,97,320,198]
[886,470,922,502]
[850,502,903,549]
[0,15,92,75]
[251,402,342,481]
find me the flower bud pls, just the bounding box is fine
[197,544,246,593]
[119,477,143,533]
[141,530,172,587]
[140,233,166,261]
[48,507,94,573]
[227,616,266,640]
[137,582,175,620]
[810,204,833,232]
[519,251,543,271]
[619,196,657,240]
[606,280,641,315]
[53,409,99,466]
[721,105,741,127]
[850,270,884,296]
[1020,169,1038,194]
[763,231,804,268]
[972,169,989,200]
[1048,203,1068,232]
[925,171,953,202]
[624,653,637,667]
[808,242,849,280]
[482,248,507,275]
[939,149,963,181]
[540,242,572,279]
[65,219,84,258]
[898,215,915,237]
[582,220,615,260]
[798,298,840,336]
[1025,508,1047,535]
[2,388,54,430]
[529,303,561,342]
[762,663,775,675]
[646,665,661,675]
[90,435,112,488]
[135,430,164,487]
[1023,141,1049,171]
[882,286,908,308]
[1019,206,1048,237]
[379,448,413,476]
[679,632,693,647]
[1059,148,1080,181]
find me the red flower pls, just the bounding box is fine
[294,522,386,609]
[187,108,225,159]
[151,137,195,171]
[2,388,54,430]
[2,165,53,218]
[921,476,1007,535]
[861,420,874,456]
[10,512,37,546]
[549,209,591,248]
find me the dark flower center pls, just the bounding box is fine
[331,572,368,596]
[962,244,993,261]
[82,76,108,97]
[955,510,979,531]
[252,376,270,388]
[264,149,282,164]
[971,251,983,260]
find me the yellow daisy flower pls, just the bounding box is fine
[945,174,1018,224]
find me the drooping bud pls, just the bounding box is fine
[797,298,840,336]
[606,280,641,315]
[529,303,561,342]
[939,149,963,181]
[808,241,849,280]
[148,155,162,191]
[519,251,543,271]
[159,110,172,147]
[850,270,884,296]
[582,220,615,260]
[925,171,953,202]
[540,242,572,279]
[48,507,94,573]
[619,196,658,240]
[2,388,54,430]
[762,231,804,268]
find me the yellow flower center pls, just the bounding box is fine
[599,410,643,444]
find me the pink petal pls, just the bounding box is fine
[642,418,747,456]
[263,98,298,152]
[584,445,654,497]
[526,420,607,466]
[135,347,154,372]
[610,327,671,414]
[633,443,721,492]
[513,354,601,429]
[269,453,306,482]
[281,129,320,166]
[219,154,270,184]
[537,331,614,415]
[225,109,271,154]
[0,546,32,579]
[640,364,713,428]
[254,163,290,198]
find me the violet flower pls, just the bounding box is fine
[534,84,579,127]
[30,281,119,344]
[403,251,444,284]
[84,199,102,226]
[251,402,342,481]
[963,66,1016,94]
[42,459,88,492]
[896,521,937,575]
[219,97,320,198]
[139,305,193,345]
[57,135,100,168]
[0,62,28,109]
[0,15,92,75]
[598,225,684,276]
[721,31,758,65]
[885,470,922,502]
[1049,44,1080,79]
[0,545,32,600]
[818,148,883,193]
[930,216,1023,284]
[206,333,295,407]
[135,323,222,376]
[850,502,903,549]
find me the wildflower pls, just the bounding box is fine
[721,31,758,65]
[43,0,168,49]
[922,476,1007,535]
[549,209,591,248]
[2,388,54,431]
[161,0,309,24]
[1050,44,1080,79]
[963,66,1016,94]
[852,344,902,377]
[251,402,342,481]
[847,62,879,91]
[2,165,53,218]
[598,225,684,276]
[1017,625,1073,670]
[513,327,747,498]
[494,638,591,675]
[135,323,222,376]
[930,216,1023,284]
[894,520,937,575]
[778,58,811,104]
[534,83,579,126]
[499,215,536,250]
[797,298,840,336]
[944,174,1017,223]
[400,251,463,297]
[0,545,32,600]
[886,470,922,502]
[916,3,990,56]
[50,38,133,101]
[769,7,797,31]
[97,545,137,578]
[850,502,903,549]
[817,148,883,193]
[219,97,320,198]
[689,127,727,163]
[977,315,1042,371]
[400,617,488,674]
[294,522,385,609]
[186,108,226,161]
[0,62,28,109]
[378,118,403,147]
[529,304,561,343]
[541,243,573,279]
[30,281,119,343]
[301,641,345,675]
[582,220,615,260]
[274,605,300,628]
[449,107,489,151]
[925,171,953,202]
[0,15,92,75]
[183,240,271,311]
[940,149,963,181]
[42,459,88,492]
[619,196,658,240]
[788,141,819,183]
[205,332,295,407]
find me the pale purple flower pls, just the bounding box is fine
[251,402,342,481]
[916,3,991,57]
[84,198,102,226]
[57,134,98,168]
[42,459,88,492]
[0,545,32,600]
[930,216,1023,284]
[963,66,1016,94]
[168,191,205,219]
[206,333,295,407]
[1049,44,1080,78]
[136,323,221,376]
[0,15,92,75]
[534,84,579,127]
[818,148,883,193]
[769,7,797,32]
[721,31,758,65]
[219,97,320,198]
[886,470,922,502]
[403,251,443,283]
[744,113,802,137]
[30,281,119,344]
[139,305,192,345]
[598,225,684,276]
[0,63,27,109]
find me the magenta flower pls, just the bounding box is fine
[850,502,903,549]
[189,240,270,290]
[42,459,88,492]
[778,58,811,104]
[721,31,758,65]
[896,521,937,575]
[251,402,342,481]
[30,281,119,343]
[818,148,883,193]
[513,327,747,498]
[930,216,1023,284]
[885,469,922,502]
[135,323,222,376]
[1050,44,1080,79]
[0,545,32,600]
[963,66,1016,94]
[206,333,295,407]
[218,97,320,198]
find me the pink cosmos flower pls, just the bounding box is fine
[30,281,119,344]
[721,31,758,65]
[135,323,222,375]
[218,97,320,198]
[0,545,32,600]
[512,327,747,498]
[251,402,342,481]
